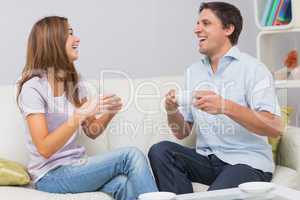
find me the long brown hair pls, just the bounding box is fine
[17,16,81,107]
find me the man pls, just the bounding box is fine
[148,1,283,194]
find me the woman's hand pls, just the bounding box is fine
[101,94,123,115]
[80,94,123,139]
[75,94,122,120]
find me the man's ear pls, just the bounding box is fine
[225,24,235,36]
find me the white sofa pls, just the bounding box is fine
[1,76,300,200]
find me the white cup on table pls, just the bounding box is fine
[138,192,176,200]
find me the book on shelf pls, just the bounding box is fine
[261,0,292,27]
[274,0,292,25]
[272,0,285,25]
[266,0,281,26]
[261,0,273,26]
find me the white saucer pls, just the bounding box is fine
[138,192,176,200]
[239,182,275,194]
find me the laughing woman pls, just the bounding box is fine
[16,16,157,200]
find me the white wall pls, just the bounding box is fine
[3,0,299,125]
[0,0,258,84]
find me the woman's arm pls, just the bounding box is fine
[26,113,82,159]
[81,113,115,139]
[81,94,122,139]
[26,94,103,159]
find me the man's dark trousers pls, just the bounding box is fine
[148,141,272,194]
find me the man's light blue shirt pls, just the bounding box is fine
[180,46,280,173]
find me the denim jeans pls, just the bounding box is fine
[36,147,158,200]
[148,141,272,194]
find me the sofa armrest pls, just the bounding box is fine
[277,126,300,173]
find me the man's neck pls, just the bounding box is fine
[208,43,233,73]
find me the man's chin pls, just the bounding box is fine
[198,48,207,55]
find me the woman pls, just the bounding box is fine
[16,16,157,200]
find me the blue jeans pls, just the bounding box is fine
[36,147,158,200]
[148,141,272,194]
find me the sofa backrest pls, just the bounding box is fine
[83,76,196,154]
[0,76,196,166]
[0,85,29,165]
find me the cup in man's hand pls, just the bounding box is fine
[175,90,193,107]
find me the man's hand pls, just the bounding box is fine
[165,89,178,114]
[193,90,226,114]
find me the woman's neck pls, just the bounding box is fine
[47,74,65,97]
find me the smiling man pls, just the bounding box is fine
[148,2,283,194]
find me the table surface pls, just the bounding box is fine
[175,185,300,200]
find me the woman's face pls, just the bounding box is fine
[65,26,80,62]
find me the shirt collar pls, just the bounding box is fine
[223,46,241,60]
[201,46,241,65]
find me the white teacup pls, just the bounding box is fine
[138,192,176,200]
[175,91,193,107]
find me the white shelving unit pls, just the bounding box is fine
[257,28,300,89]
[254,0,300,31]
[255,0,300,127]
[275,80,300,89]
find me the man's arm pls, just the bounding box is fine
[167,110,193,140]
[194,91,283,138]
[165,89,193,140]
[224,99,283,138]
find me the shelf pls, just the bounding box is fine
[275,80,300,88]
[254,0,300,30]
[257,28,300,74]
[255,1,300,128]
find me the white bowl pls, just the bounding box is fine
[138,192,176,200]
[239,182,275,194]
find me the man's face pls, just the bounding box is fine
[194,9,232,56]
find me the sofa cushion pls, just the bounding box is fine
[268,106,293,162]
[0,159,30,186]
[0,187,113,200]
[271,165,299,189]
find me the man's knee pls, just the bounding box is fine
[148,141,177,161]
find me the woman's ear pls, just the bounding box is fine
[225,24,235,37]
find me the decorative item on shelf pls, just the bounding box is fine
[273,49,300,80]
